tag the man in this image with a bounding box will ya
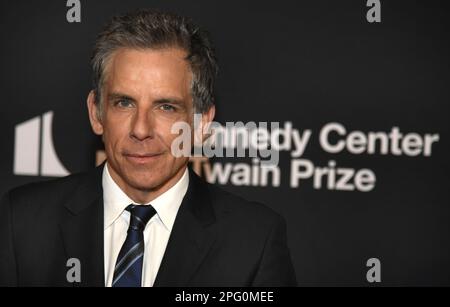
[0,9,297,287]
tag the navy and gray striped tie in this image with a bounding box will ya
[112,204,156,287]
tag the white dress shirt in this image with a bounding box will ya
[103,163,189,287]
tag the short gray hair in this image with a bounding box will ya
[91,9,218,118]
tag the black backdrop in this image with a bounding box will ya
[1,0,449,286]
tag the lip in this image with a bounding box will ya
[123,153,163,164]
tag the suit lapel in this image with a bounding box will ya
[60,164,105,287]
[154,169,217,287]
[58,164,217,287]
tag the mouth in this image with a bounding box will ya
[123,152,163,164]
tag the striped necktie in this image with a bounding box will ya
[112,204,156,287]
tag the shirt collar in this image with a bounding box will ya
[102,162,189,231]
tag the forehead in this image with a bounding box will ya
[104,47,192,98]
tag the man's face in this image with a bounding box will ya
[88,48,203,201]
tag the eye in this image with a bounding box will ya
[159,104,176,112]
[115,99,134,108]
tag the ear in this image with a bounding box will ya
[201,105,215,142]
[192,105,215,147]
[87,90,104,136]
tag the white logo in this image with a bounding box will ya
[14,111,70,177]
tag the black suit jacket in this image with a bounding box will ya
[0,164,297,287]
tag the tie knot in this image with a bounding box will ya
[126,204,156,232]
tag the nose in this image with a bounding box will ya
[130,108,155,141]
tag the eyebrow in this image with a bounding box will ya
[107,93,136,102]
[107,92,186,105]
[153,97,186,106]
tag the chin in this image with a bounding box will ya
[126,173,165,191]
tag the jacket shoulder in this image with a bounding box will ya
[4,167,100,212]
[202,177,284,226]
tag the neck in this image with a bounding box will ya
[107,163,187,204]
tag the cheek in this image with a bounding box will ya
[157,119,194,152]
[103,121,128,148]
[155,119,180,144]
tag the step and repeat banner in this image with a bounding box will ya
[0,0,449,285]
